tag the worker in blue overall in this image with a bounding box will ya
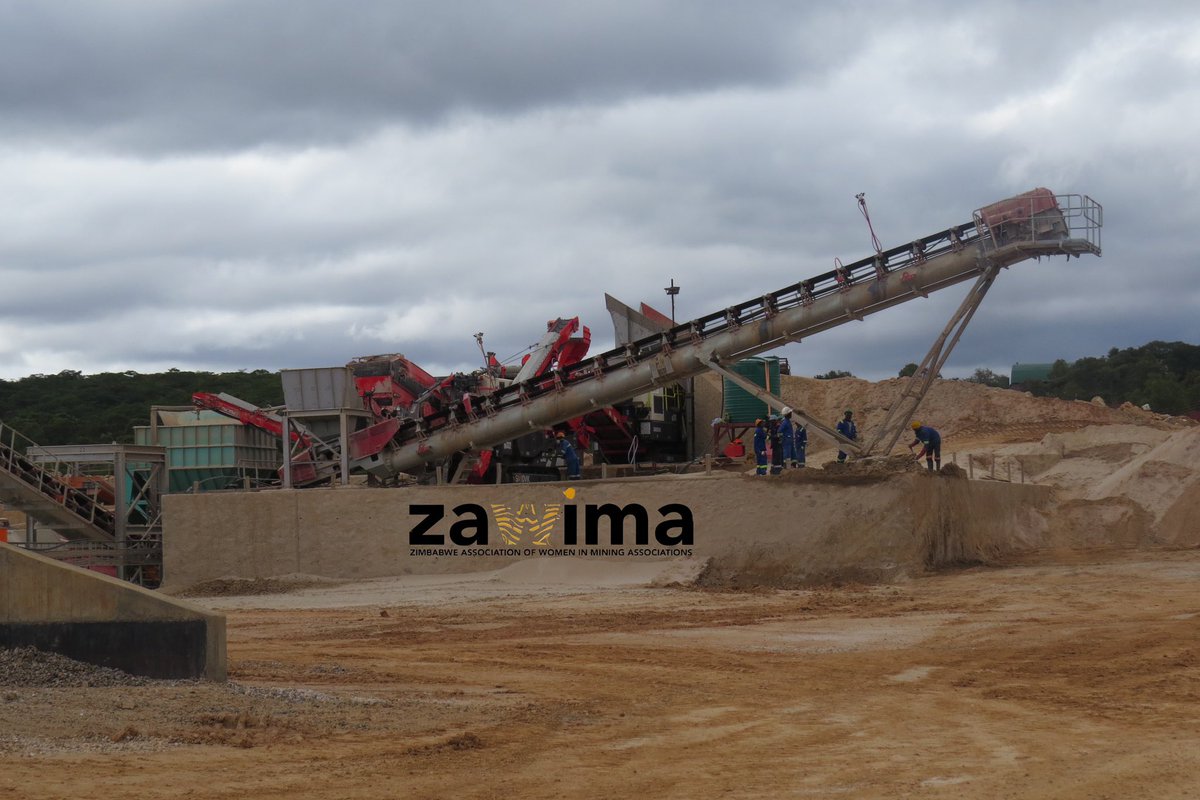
[779,408,796,468]
[769,416,784,475]
[555,431,582,479]
[836,410,857,463]
[752,418,768,476]
[908,421,942,472]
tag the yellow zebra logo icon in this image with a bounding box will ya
[490,502,562,546]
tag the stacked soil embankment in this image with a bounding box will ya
[694,372,1186,458]
[986,425,1200,548]
[695,471,1053,589]
[167,472,1055,592]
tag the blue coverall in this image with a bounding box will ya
[752,423,768,476]
[794,424,808,466]
[559,437,581,479]
[911,425,942,471]
[769,421,784,475]
[780,417,795,467]
[836,416,857,463]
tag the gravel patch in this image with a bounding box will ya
[0,647,156,688]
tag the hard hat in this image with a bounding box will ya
[755,418,764,426]
[844,409,853,416]
[911,421,922,430]
[781,406,793,416]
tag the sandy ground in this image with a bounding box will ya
[4,379,1198,797]
[5,548,1200,799]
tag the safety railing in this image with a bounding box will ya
[0,420,116,537]
[973,192,1102,257]
[386,218,990,448]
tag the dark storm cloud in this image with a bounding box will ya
[0,0,822,151]
[1,0,1198,386]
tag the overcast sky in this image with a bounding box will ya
[1,0,1197,385]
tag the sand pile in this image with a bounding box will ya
[691,370,1199,556]
[1084,427,1200,545]
[987,425,1174,496]
[695,373,1189,459]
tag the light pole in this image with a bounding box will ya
[664,278,680,323]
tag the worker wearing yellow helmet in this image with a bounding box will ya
[908,420,942,472]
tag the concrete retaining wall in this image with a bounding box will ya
[0,544,226,680]
[163,473,1055,589]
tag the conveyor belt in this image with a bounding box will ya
[352,191,1102,478]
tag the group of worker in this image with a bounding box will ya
[753,408,942,474]
[556,410,941,480]
[751,408,808,476]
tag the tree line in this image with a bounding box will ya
[1021,341,1200,415]
[829,341,1199,415]
[3,339,1196,449]
[0,369,284,447]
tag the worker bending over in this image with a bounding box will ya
[908,421,942,472]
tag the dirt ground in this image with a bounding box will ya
[4,379,1198,797]
[5,548,1200,799]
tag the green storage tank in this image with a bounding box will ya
[722,356,783,423]
[134,421,280,493]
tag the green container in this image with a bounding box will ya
[1010,362,1057,385]
[134,423,280,492]
[722,356,782,423]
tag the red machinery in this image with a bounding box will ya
[346,317,599,483]
[191,392,337,486]
[193,318,602,486]
[977,188,1068,245]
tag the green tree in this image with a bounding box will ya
[967,368,1010,389]
[898,363,919,377]
[1025,342,1200,413]
[0,368,286,446]
[814,370,855,380]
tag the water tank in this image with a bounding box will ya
[722,357,782,423]
[134,421,280,493]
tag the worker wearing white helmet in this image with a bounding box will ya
[779,407,801,469]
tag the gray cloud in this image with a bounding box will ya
[0,0,820,152]
[0,0,1198,396]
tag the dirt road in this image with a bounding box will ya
[5,550,1200,799]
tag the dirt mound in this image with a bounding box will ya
[695,373,1189,457]
[1085,427,1200,532]
[803,455,924,482]
[176,574,341,598]
[939,463,967,478]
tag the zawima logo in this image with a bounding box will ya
[409,488,693,547]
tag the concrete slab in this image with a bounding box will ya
[0,544,225,680]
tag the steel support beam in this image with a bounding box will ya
[861,260,1001,456]
[705,357,862,456]
[374,240,1023,477]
